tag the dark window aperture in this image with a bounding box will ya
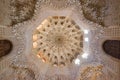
[0,40,13,58]
[103,40,120,59]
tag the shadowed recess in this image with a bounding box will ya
[0,40,13,58]
[103,40,120,59]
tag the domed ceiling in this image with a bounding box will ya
[33,16,83,66]
[0,0,120,80]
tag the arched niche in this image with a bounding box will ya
[102,40,120,59]
[0,40,13,58]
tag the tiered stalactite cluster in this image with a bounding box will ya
[33,16,83,66]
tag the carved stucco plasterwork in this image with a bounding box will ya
[10,0,104,30]
[0,0,120,80]
[0,0,86,79]
[0,26,29,80]
[35,0,104,29]
[78,63,104,80]
[10,0,37,25]
[33,16,83,66]
[1,0,119,27]
[1,1,103,80]
[89,27,120,80]
[0,66,36,80]
[79,0,107,26]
